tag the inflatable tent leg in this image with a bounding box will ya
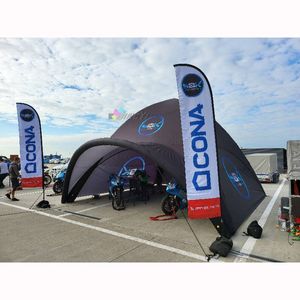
[210,217,232,238]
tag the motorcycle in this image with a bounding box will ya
[52,168,66,194]
[43,167,52,187]
[109,174,125,210]
[161,180,187,215]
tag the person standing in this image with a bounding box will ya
[0,158,9,188]
[5,157,21,201]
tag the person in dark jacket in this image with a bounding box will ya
[5,157,21,201]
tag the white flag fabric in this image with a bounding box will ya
[174,64,221,219]
[16,103,43,188]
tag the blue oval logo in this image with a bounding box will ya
[118,156,145,176]
[221,155,250,200]
[20,109,35,122]
[182,73,204,97]
[138,115,164,136]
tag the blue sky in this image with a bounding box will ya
[0,38,300,157]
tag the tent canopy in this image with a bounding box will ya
[62,99,266,237]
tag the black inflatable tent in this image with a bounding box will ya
[62,98,266,237]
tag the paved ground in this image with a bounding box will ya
[0,174,299,262]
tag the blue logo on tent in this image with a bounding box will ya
[20,109,35,122]
[118,156,146,176]
[138,115,164,136]
[221,155,250,200]
[182,73,204,97]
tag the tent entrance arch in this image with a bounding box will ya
[62,138,184,204]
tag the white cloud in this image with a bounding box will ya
[0,132,113,158]
[0,38,300,156]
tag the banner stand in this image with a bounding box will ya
[174,64,221,219]
[17,102,47,206]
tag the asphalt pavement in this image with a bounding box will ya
[0,174,298,262]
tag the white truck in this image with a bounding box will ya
[246,153,280,183]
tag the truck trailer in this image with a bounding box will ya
[246,153,280,183]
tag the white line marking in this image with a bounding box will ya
[234,178,287,262]
[0,201,219,263]
[58,202,111,217]
[0,190,42,198]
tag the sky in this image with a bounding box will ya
[0,38,300,157]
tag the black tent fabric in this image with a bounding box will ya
[62,98,266,237]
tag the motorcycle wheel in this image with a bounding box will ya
[53,181,63,194]
[44,174,52,186]
[112,188,125,210]
[161,195,179,215]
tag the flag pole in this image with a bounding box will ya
[16,102,45,201]
[38,108,45,201]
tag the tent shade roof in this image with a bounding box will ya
[62,99,266,237]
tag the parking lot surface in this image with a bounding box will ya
[0,175,299,262]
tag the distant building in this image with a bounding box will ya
[43,154,62,163]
